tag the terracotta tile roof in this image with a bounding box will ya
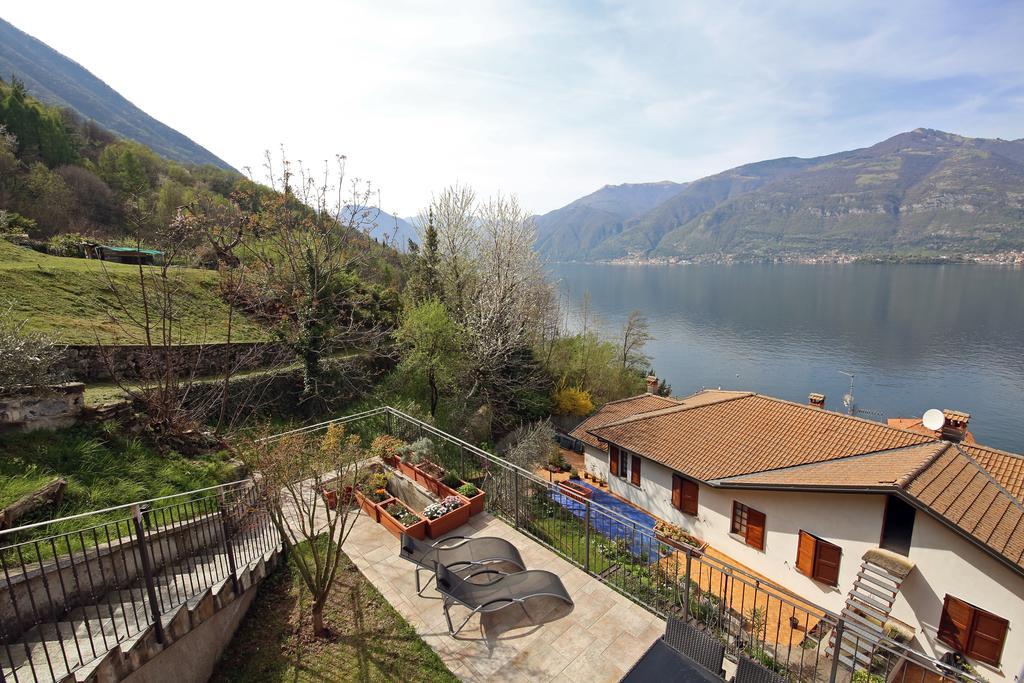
[568,393,681,449]
[960,443,1024,500]
[589,393,934,480]
[715,443,949,488]
[886,417,976,444]
[905,446,1024,571]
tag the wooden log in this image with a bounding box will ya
[0,477,67,529]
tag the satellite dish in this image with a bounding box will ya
[922,409,944,432]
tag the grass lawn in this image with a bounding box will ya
[0,423,239,559]
[214,543,457,683]
[0,240,269,343]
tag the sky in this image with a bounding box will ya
[4,1,1024,216]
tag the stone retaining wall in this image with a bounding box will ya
[61,342,290,381]
[0,383,85,431]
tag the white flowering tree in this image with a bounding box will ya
[0,302,66,394]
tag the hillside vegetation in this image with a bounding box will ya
[0,17,231,169]
[536,129,1024,260]
[0,240,268,343]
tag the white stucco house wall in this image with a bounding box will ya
[570,388,1024,682]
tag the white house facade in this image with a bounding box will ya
[571,389,1024,682]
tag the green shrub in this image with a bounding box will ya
[457,482,478,497]
[442,472,462,488]
[46,233,89,258]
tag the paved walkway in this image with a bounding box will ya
[343,511,666,682]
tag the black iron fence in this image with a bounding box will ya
[0,481,277,683]
[286,406,978,683]
[1,407,979,683]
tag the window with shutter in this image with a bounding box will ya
[671,475,682,509]
[619,450,628,478]
[732,502,766,550]
[609,446,618,477]
[630,455,641,486]
[813,540,842,586]
[745,508,766,550]
[681,479,699,516]
[796,531,816,577]
[938,595,1008,666]
[796,531,842,586]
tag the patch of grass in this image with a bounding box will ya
[0,240,269,343]
[0,422,238,560]
[214,542,457,683]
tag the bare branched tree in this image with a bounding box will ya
[242,424,362,636]
[240,151,394,406]
[620,309,653,370]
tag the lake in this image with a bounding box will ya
[549,262,1024,455]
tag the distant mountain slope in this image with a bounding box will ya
[534,181,682,259]
[370,210,417,251]
[0,17,233,170]
[536,129,1024,260]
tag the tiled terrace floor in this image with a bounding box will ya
[343,511,668,682]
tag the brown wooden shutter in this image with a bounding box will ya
[631,455,641,486]
[967,608,1008,665]
[796,531,816,577]
[671,475,683,509]
[938,595,973,652]
[681,480,699,516]
[609,446,618,477]
[745,508,766,550]
[813,539,842,587]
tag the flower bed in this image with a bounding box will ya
[423,496,470,538]
[379,500,427,540]
[654,520,708,554]
[557,480,592,503]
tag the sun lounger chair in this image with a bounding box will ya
[620,639,724,682]
[733,655,787,683]
[433,562,573,635]
[665,617,726,676]
[399,533,526,595]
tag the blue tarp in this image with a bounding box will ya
[548,481,663,563]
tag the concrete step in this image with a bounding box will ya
[847,588,893,613]
[856,569,899,592]
[862,561,905,585]
[852,577,897,601]
[845,595,890,623]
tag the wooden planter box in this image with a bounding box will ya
[378,500,427,540]
[425,501,471,539]
[557,480,592,503]
[397,460,419,481]
[414,461,447,494]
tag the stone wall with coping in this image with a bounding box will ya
[0,382,85,431]
[61,342,290,381]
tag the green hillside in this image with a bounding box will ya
[0,240,269,343]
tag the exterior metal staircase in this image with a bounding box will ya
[826,549,915,670]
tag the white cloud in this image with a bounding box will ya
[4,0,1023,214]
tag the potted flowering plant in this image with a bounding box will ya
[423,495,470,538]
[353,472,392,521]
[653,519,708,554]
[379,500,427,540]
[456,482,486,515]
[369,434,405,468]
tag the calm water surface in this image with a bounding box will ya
[549,263,1024,454]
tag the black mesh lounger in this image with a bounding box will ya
[619,639,723,682]
[665,617,726,676]
[733,655,787,683]
[399,533,526,595]
[433,562,573,635]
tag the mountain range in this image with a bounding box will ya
[0,16,232,170]
[535,129,1024,261]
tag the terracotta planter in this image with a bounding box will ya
[460,487,485,516]
[378,500,427,540]
[353,489,389,522]
[397,460,419,481]
[322,487,338,509]
[425,501,471,538]
[557,480,592,503]
[415,461,446,494]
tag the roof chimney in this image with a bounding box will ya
[808,393,826,409]
[941,410,970,443]
[646,375,659,395]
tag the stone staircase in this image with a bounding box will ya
[826,548,915,670]
[1,533,279,683]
